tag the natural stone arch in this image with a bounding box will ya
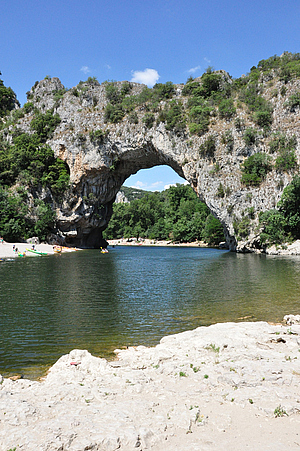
[21,76,300,251]
[54,133,238,249]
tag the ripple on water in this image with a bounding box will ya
[1,247,299,378]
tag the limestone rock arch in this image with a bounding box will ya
[19,76,300,250]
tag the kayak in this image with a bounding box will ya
[26,248,48,256]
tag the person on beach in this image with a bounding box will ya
[13,245,15,251]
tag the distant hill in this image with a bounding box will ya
[119,186,150,202]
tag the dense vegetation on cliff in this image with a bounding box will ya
[259,175,300,245]
[1,52,300,247]
[0,75,69,241]
[103,53,300,188]
[103,184,225,245]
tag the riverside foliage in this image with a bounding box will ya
[103,184,225,245]
[0,77,70,241]
[259,175,300,245]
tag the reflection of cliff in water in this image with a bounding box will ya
[111,247,300,337]
[189,252,300,324]
[1,247,300,378]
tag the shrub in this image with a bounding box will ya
[239,83,273,126]
[143,113,155,129]
[152,81,175,100]
[233,216,250,239]
[269,133,298,172]
[259,209,287,244]
[189,122,209,136]
[286,92,300,111]
[30,110,61,142]
[86,76,100,86]
[218,98,236,119]
[120,81,132,96]
[243,128,257,146]
[129,111,138,124]
[234,117,245,131]
[278,175,300,238]
[104,103,125,123]
[269,133,297,152]
[253,110,272,128]
[200,72,222,97]
[275,151,297,172]
[89,129,107,144]
[189,104,212,135]
[216,183,225,198]
[241,152,272,186]
[182,81,201,96]
[23,102,34,114]
[0,187,55,242]
[53,88,67,102]
[105,83,121,104]
[199,135,216,158]
[202,214,224,245]
[221,130,234,152]
[0,73,19,117]
[164,101,186,134]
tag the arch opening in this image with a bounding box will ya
[102,164,227,248]
[61,141,235,250]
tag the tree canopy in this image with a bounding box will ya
[103,184,225,245]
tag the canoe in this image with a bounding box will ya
[26,248,48,256]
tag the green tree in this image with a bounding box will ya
[259,210,287,244]
[202,214,224,245]
[103,184,224,245]
[0,72,19,117]
[30,110,61,142]
[278,175,300,238]
[241,152,272,186]
[218,98,236,119]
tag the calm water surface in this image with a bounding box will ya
[1,246,300,378]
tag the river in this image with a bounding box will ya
[0,246,299,378]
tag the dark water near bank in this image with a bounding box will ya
[1,246,300,378]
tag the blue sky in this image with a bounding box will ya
[1,0,300,190]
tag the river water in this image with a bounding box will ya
[1,246,299,378]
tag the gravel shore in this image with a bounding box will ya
[1,318,300,450]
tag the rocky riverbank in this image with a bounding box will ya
[1,317,300,450]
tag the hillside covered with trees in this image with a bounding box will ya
[103,184,225,245]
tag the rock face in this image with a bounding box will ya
[11,71,300,249]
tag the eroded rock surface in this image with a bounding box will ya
[1,321,300,450]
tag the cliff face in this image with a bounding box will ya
[8,67,300,250]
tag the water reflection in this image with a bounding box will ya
[0,247,300,378]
